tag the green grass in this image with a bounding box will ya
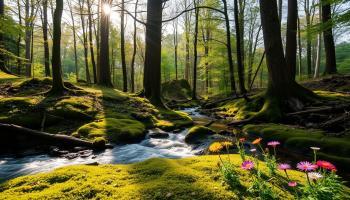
[0,155,313,200]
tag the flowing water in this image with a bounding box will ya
[0,107,207,182]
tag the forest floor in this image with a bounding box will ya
[1,72,350,199]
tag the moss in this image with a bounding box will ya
[162,79,191,101]
[158,109,193,130]
[49,96,97,120]
[93,137,107,149]
[76,118,146,144]
[0,155,320,200]
[185,126,216,144]
[315,90,350,102]
[243,124,350,168]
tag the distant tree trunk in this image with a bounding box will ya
[87,0,97,83]
[98,0,112,87]
[173,19,178,80]
[42,0,51,77]
[192,1,199,100]
[0,0,10,74]
[184,1,191,82]
[17,0,22,74]
[130,0,138,93]
[121,0,128,92]
[201,22,210,95]
[285,0,297,80]
[25,0,32,77]
[314,1,322,78]
[297,16,302,78]
[50,0,65,94]
[322,0,337,75]
[68,0,79,82]
[222,0,237,95]
[259,0,315,116]
[95,0,101,82]
[278,0,282,22]
[79,0,91,84]
[234,0,247,95]
[144,0,163,105]
[305,0,312,77]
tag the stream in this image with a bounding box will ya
[0,107,209,182]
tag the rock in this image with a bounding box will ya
[78,150,93,158]
[148,128,169,139]
[185,126,216,144]
[86,162,99,166]
[63,153,79,160]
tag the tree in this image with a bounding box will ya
[192,0,199,100]
[50,0,65,94]
[173,18,178,80]
[24,0,32,77]
[0,0,10,74]
[285,0,297,79]
[41,0,51,77]
[97,0,112,87]
[314,0,322,78]
[68,0,79,82]
[120,0,127,92]
[222,0,236,95]
[130,0,139,93]
[234,0,247,95]
[144,0,163,105]
[78,0,91,84]
[256,0,315,120]
[87,0,97,83]
[304,0,312,77]
[322,0,337,74]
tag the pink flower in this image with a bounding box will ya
[267,141,280,147]
[297,161,318,172]
[241,160,254,170]
[288,181,297,187]
[316,160,337,171]
[278,163,291,170]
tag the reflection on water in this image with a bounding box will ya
[0,108,205,182]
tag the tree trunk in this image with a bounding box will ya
[322,0,337,75]
[16,0,22,74]
[285,0,297,80]
[173,19,178,80]
[314,1,322,78]
[68,1,79,82]
[260,0,314,115]
[0,0,10,74]
[192,1,199,100]
[79,0,91,84]
[305,0,312,77]
[25,0,32,77]
[222,0,237,95]
[98,0,112,87]
[87,0,97,83]
[184,2,191,82]
[130,0,138,93]
[297,16,302,78]
[234,0,247,95]
[42,0,51,77]
[50,0,65,94]
[144,0,163,105]
[95,0,101,82]
[121,0,128,92]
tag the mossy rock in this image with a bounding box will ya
[243,123,350,169]
[76,118,146,144]
[0,155,325,199]
[0,97,40,111]
[92,137,107,149]
[185,126,216,144]
[158,110,193,130]
[49,96,97,120]
[162,79,192,101]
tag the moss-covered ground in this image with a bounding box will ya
[0,154,325,200]
[0,77,193,144]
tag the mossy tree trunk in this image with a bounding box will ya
[258,0,315,119]
[50,0,65,94]
[144,0,163,106]
[322,0,337,75]
[98,0,113,87]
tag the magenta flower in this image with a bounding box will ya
[297,161,318,172]
[288,181,298,187]
[278,163,291,170]
[267,141,280,147]
[241,160,254,170]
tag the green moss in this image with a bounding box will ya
[76,118,146,144]
[185,126,216,144]
[158,110,193,130]
[0,155,316,199]
[162,79,191,101]
[243,124,350,167]
[315,90,350,102]
[93,137,107,149]
[49,96,97,120]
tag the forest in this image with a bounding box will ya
[0,0,350,199]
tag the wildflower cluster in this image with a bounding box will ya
[210,134,346,199]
